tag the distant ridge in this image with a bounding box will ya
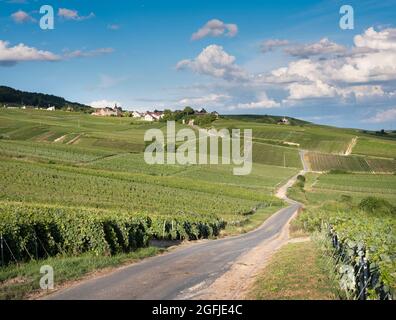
[0,86,92,112]
[223,114,310,126]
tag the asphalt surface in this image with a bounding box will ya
[45,199,301,300]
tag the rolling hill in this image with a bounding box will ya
[0,86,92,112]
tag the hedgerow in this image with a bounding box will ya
[0,203,226,265]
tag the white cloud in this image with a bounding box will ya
[231,99,280,110]
[354,27,396,51]
[285,38,346,57]
[0,40,60,66]
[229,93,280,110]
[90,100,121,109]
[64,48,114,58]
[177,94,230,107]
[176,45,248,81]
[58,8,95,21]
[263,27,396,102]
[261,39,289,53]
[366,108,396,123]
[11,10,35,23]
[340,85,385,99]
[176,27,396,109]
[287,80,338,100]
[191,19,238,40]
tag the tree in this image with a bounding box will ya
[183,106,194,115]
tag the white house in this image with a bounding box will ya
[277,117,290,125]
[143,111,164,121]
[47,106,55,111]
[132,111,143,118]
[144,113,156,121]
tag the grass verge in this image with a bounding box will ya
[247,241,338,300]
[221,205,284,237]
[0,246,162,300]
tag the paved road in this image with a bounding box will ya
[46,175,303,300]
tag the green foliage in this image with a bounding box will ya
[0,86,91,111]
[183,106,194,115]
[0,203,150,264]
[295,201,396,298]
[297,175,306,183]
[0,203,226,265]
[192,114,217,126]
[358,197,395,215]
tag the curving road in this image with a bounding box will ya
[45,172,304,300]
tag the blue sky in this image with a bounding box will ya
[1,0,396,129]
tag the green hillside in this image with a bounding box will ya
[0,86,92,111]
[0,107,395,300]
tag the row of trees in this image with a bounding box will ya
[161,107,218,126]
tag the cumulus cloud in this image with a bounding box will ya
[90,100,121,109]
[64,48,114,58]
[354,27,396,51]
[58,8,95,21]
[287,80,338,100]
[261,39,289,53]
[340,85,385,99]
[285,38,346,57]
[0,40,60,66]
[11,10,35,23]
[191,19,238,40]
[365,108,396,123]
[176,27,396,109]
[176,45,248,81]
[177,94,230,107]
[262,27,396,102]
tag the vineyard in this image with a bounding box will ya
[352,138,396,159]
[0,109,395,300]
[213,118,354,154]
[294,199,395,299]
[252,143,302,168]
[0,202,225,265]
[305,151,396,173]
[0,110,300,271]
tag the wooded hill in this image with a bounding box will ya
[0,86,92,112]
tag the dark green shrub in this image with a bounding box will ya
[358,197,395,215]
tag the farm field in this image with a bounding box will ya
[0,109,299,261]
[352,137,396,159]
[213,118,355,154]
[289,172,396,205]
[0,108,395,300]
[305,151,396,173]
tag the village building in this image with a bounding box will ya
[143,111,164,121]
[132,111,144,118]
[92,104,123,117]
[277,117,290,125]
